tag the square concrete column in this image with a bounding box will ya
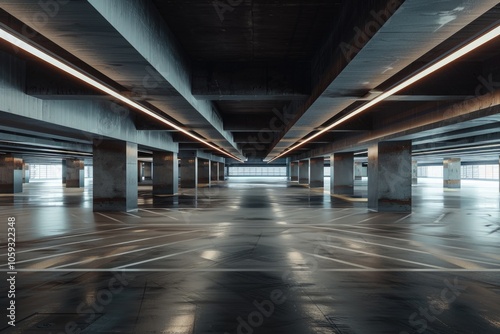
[62,159,67,184]
[331,152,354,195]
[211,161,219,181]
[443,158,461,189]
[412,160,418,185]
[66,158,84,188]
[290,161,299,181]
[309,157,324,188]
[153,151,178,195]
[180,157,197,188]
[198,158,211,186]
[0,155,23,193]
[218,162,225,181]
[354,162,363,180]
[368,141,412,212]
[22,163,30,183]
[93,140,138,212]
[298,160,309,185]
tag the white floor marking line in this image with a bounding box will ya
[356,216,380,223]
[31,226,137,242]
[4,230,202,267]
[53,235,207,269]
[116,246,207,269]
[139,209,179,220]
[321,234,429,254]
[96,212,127,224]
[350,225,457,241]
[122,212,141,218]
[0,237,105,256]
[394,213,413,223]
[320,244,444,269]
[434,213,447,223]
[302,251,372,269]
[328,212,361,223]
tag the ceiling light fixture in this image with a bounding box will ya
[0,26,244,162]
[268,24,500,162]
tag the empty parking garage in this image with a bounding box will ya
[0,1,500,333]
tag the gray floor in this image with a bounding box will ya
[0,177,500,333]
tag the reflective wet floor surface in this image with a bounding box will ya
[1,178,500,333]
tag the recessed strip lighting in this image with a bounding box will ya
[0,26,244,162]
[268,24,500,162]
[413,143,500,155]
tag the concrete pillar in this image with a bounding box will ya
[368,141,412,212]
[331,152,354,195]
[412,160,418,185]
[153,151,178,195]
[22,163,30,183]
[62,159,67,184]
[298,160,309,185]
[218,162,225,181]
[93,140,138,212]
[354,162,363,180]
[137,161,142,182]
[180,157,197,188]
[443,158,461,189]
[198,158,211,186]
[290,161,299,181]
[143,162,152,180]
[0,155,23,193]
[211,161,219,181]
[66,158,84,188]
[309,157,324,188]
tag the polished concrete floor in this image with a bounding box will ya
[0,177,500,333]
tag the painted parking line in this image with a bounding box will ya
[319,243,444,269]
[96,212,128,224]
[53,235,208,269]
[302,251,373,269]
[3,230,202,267]
[116,246,207,269]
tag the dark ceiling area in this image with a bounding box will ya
[0,0,499,164]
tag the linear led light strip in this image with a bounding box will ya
[0,26,244,162]
[413,143,500,155]
[269,24,500,162]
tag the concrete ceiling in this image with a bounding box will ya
[0,0,499,163]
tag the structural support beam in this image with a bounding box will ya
[211,161,219,181]
[309,157,324,188]
[218,162,225,181]
[354,162,363,181]
[331,153,354,195]
[62,159,67,184]
[153,151,178,195]
[368,141,412,213]
[180,157,197,189]
[443,158,461,189]
[198,158,211,186]
[66,159,84,188]
[22,163,30,183]
[290,161,298,181]
[93,140,138,212]
[0,155,23,194]
[412,160,418,185]
[298,160,309,185]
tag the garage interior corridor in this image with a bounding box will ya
[1,178,499,333]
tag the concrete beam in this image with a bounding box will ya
[192,61,310,100]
